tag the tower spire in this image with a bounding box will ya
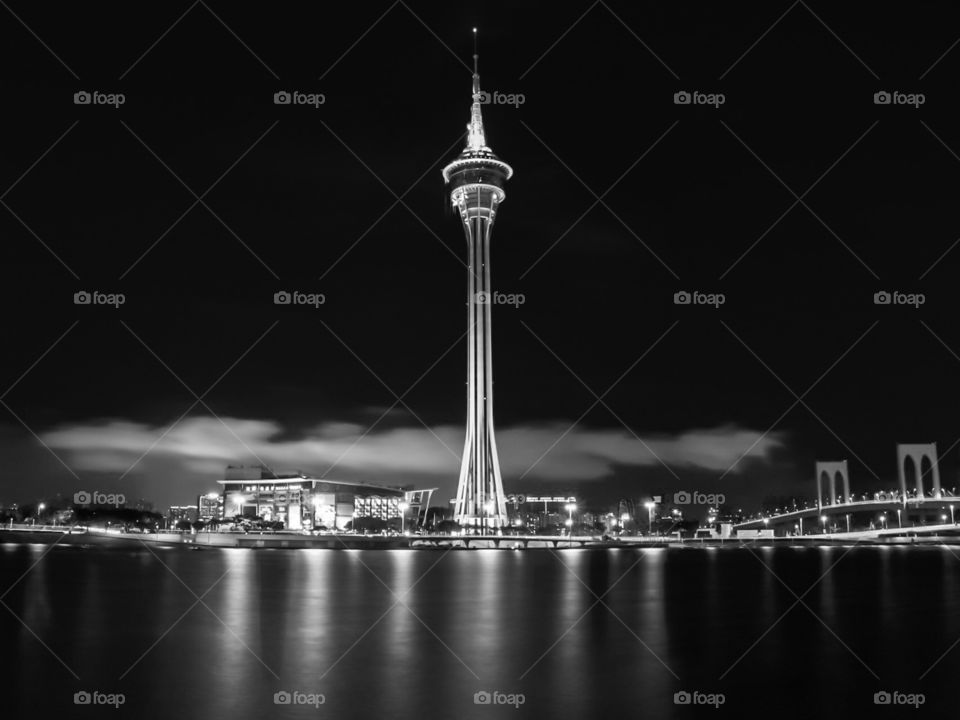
[467,28,486,150]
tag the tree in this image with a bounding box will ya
[435,519,461,534]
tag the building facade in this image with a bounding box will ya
[218,465,408,531]
[168,505,198,525]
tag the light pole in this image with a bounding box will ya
[952,505,956,524]
[564,503,576,535]
[897,509,902,528]
[399,502,409,534]
[845,514,850,533]
[484,501,494,536]
[644,501,655,536]
[820,514,827,534]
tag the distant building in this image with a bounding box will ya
[168,505,198,524]
[197,493,222,521]
[503,494,578,532]
[218,465,418,531]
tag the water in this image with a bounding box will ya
[1,544,955,718]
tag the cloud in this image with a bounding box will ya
[38,416,785,486]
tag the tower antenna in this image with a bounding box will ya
[473,27,478,75]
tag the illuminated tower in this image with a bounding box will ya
[443,31,513,531]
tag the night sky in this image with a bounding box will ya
[2,1,960,513]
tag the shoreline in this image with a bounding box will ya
[3,527,960,550]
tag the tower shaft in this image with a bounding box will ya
[453,186,507,528]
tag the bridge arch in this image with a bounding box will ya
[815,460,850,507]
[897,443,941,500]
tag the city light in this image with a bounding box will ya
[644,501,656,535]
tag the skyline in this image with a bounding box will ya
[4,3,960,513]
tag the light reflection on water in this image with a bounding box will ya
[1,545,958,719]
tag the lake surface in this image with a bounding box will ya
[1,544,955,718]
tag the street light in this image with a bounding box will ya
[564,502,576,531]
[897,509,902,528]
[820,514,827,534]
[399,502,409,534]
[484,501,494,535]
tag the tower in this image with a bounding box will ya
[443,31,513,531]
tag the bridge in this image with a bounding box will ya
[733,443,960,538]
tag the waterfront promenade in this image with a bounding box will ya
[3,523,960,549]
